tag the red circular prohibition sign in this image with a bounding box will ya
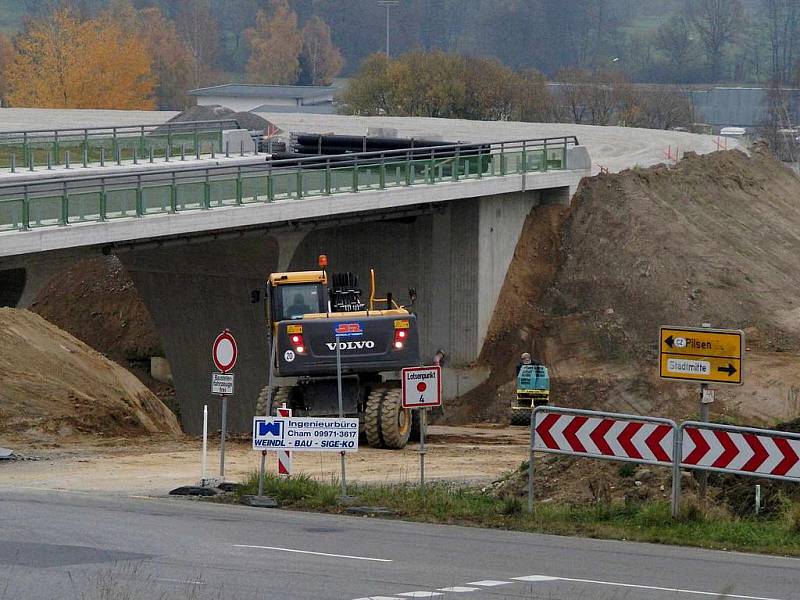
[212,329,238,373]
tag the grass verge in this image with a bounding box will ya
[236,472,800,557]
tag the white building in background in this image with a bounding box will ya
[187,84,337,114]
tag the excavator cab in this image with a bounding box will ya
[267,270,327,323]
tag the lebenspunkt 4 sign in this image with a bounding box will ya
[401,366,442,408]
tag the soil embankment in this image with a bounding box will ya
[30,256,176,411]
[0,308,180,440]
[453,146,800,425]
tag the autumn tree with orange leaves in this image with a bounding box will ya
[245,0,303,84]
[299,16,343,85]
[6,9,154,109]
[0,33,13,105]
[105,0,196,110]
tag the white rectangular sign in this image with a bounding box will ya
[212,372,234,395]
[252,416,359,452]
[402,365,442,408]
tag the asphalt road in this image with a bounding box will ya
[0,490,797,600]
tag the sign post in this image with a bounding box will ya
[201,404,208,485]
[402,366,442,490]
[212,329,238,480]
[277,404,292,475]
[257,340,277,497]
[659,324,743,501]
[335,334,347,501]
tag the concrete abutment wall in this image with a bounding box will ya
[119,189,546,434]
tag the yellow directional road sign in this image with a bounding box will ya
[659,326,744,385]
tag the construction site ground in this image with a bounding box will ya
[0,426,532,496]
[4,113,800,511]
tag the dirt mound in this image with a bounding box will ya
[162,104,281,134]
[32,256,161,363]
[29,256,178,414]
[451,146,800,425]
[552,145,800,353]
[0,308,180,438]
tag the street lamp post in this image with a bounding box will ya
[378,0,399,58]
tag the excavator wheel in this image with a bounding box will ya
[364,387,412,449]
[255,386,290,417]
[510,410,531,426]
[364,387,385,447]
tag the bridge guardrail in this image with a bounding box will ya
[0,136,580,232]
[0,119,240,172]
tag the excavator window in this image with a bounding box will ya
[274,283,324,321]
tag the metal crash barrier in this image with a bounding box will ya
[529,406,800,518]
[0,135,580,233]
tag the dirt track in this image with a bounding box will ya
[0,426,530,496]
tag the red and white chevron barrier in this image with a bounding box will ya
[277,406,292,476]
[529,407,800,517]
[682,424,800,481]
[533,412,674,466]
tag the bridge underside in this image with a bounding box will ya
[110,187,560,434]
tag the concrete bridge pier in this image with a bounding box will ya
[118,236,279,435]
[118,187,562,435]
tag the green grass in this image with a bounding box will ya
[237,472,800,557]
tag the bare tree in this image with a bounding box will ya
[764,0,800,85]
[175,0,220,88]
[554,68,592,124]
[632,87,694,130]
[657,15,698,81]
[684,0,744,82]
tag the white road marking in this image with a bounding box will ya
[465,580,510,587]
[155,578,206,585]
[397,593,442,598]
[233,544,392,562]
[352,597,402,600]
[517,574,786,600]
[436,587,479,593]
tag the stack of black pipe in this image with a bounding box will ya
[269,134,489,168]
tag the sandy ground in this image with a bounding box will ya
[0,426,530,496]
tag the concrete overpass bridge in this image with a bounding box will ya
[0,133,590,434]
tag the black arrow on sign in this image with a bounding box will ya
[664,335,674,348]
[717,363,737,376]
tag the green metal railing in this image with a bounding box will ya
[0,136,578,232]
[0,119,240,172]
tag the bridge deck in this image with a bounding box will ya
[0,136,585,257]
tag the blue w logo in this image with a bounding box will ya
[258,420,283,438]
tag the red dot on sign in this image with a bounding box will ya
[417,382,427,392]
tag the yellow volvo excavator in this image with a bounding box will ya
[255,256,420,449]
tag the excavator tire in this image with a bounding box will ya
[364,387,412,449]
[255,386,290,417]
[380,388,412,449]
[510,410,531,426]
[364,387,385,448]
